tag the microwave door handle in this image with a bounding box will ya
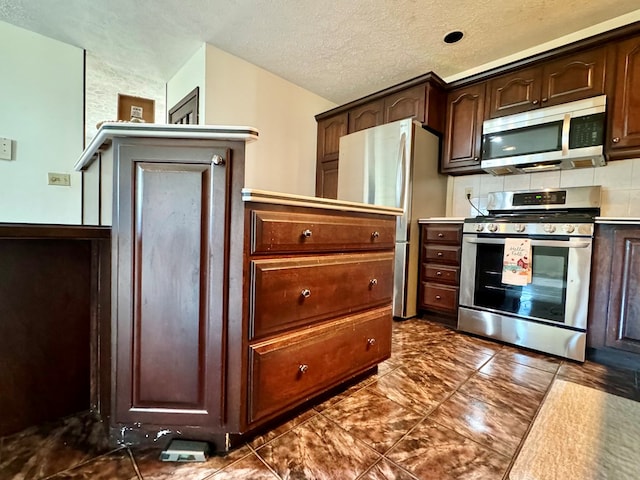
[561,113,571,156]
[464,237,591,248]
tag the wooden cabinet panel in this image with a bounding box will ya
[315,113,347,198]
[250,253,394,339]
[423,244,461,264]
[541,47,606,106]
[248,307,391,424]
[250,209,396,254]
[383,84,426,123]
[421,283,458,312]
[608,36,640,158]
[424,225,462,244]
[422,264,459,285]
[349,99,384,132]
[441,84,485,174]
[487,67,541,118]
[605,228,640,354]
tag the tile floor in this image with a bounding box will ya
[2,317,639,480]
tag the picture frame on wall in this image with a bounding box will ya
[117,94,155,123]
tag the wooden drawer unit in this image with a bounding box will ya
[250,209,395,254]
[248,307,392,424]
[419,222,463,320]
[249,252,394,339]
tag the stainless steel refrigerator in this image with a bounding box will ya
[337,118,447,319]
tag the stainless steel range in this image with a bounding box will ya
[458,185,601,361]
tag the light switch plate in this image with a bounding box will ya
[48,172,71,186]
[0,137,12,160]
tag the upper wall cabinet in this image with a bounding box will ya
[348,99,384,133]
[316,113,348,199]
[608,36,640,159]
[384,84,427,124]
[441,84,485,175]
[486,47,607,119]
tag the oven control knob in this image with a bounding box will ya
[488,223,498,233]
[543,223,557,233]
[514,223,526,233]
[563,224,576,234]
[475,223,485,232]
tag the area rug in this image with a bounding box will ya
[509,379,640,480]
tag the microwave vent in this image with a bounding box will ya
[572,159,596,169]
[490,167,514,176]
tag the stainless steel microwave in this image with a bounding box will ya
[481,95,606,175]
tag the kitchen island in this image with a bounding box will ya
[76,123,401,451]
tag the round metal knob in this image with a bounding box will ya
[301,229,312,238]
[612,137,620,143]
[541,97,548,103]
[475,223,485,232]
[437,252,443,257]
[473,157,479,161]
[211,154,225,166]
[514,223,526,233]
[543,224,557,233]
[369,278,378,287]
[532,99,539,105]
[435,295,442,300]
[301,289,311,298]
[371,231,380,239]
[299,364,308,373]
[367,338,376,346]
[437,233,444,238]
[564,224,576,234]
[436,271,442,276]
[488,223,498,233]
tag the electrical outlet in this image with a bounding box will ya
[465,187,473,198]
[0,137,12,160]
[48,173,71,186]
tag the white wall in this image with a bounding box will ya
[0,21,84,224]
[166,45,206,122]
[85,52,166,145]
[446,159,640,218]
[201,44,336,196]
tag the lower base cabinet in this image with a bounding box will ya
[588,224,640,367]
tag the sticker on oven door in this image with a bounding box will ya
[502,238,532,286]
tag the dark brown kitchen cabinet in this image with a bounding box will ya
[588,224,640,369]
[486,47,607,118]
[316,112,348,198]
[418,223,463,326]
[607,36,640,160]
[441,84,485,175]
[349,99,384,132]
[383,84,427,124]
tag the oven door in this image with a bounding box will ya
[459,234,593,330]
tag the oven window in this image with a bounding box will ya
[474,243,568,323]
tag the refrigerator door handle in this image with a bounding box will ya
[396,132,407,210]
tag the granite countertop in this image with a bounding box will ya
[418,217,466,224]
[242,189,403,216]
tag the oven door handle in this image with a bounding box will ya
[464,237,591,248]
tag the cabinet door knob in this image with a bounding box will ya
[435,295,442,300]
[301,229,312,238]
[371,231,380,239]
[436,271,442,276]
[367,338,376,346]
[532,99,539,105]
[301,289,311,298]
[211,154,225,166]
[437,252,443,257]
[612,137,620,143]
[299,364,309,373]
[369,278,378,287]
[541,97,548,103]
[473,157,479,161]
[437,233,444,238]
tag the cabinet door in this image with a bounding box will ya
[541,47,606,106]
[348,99,384,132]
[315,113,347,198]
[114,145,227,428]
[608,37,640,158]
[487,66,542,118]
[605,228,640,354]
[383,84,426,123]
[441,84,485,174]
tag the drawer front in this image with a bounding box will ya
[248,307,392,424]
[251,210,396,254]
[422,264,460,285]
[250,252,394,339]
[423,244,461,265]
[421,283,458,312]
[424,224,462,244]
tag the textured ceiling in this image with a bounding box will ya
[1,0,639,104]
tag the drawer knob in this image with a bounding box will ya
[301,289,311,298]
[301,229,313,238]
[371,231,380,239]
[367,338,376,346]
[437,252,443,257]
[612,137,620,143]
[437,233,444,238]
[211,154,225,166]
[435,295,442,300]
[436,271,442,276]
[299,364,309,373]
[369,278,378,287]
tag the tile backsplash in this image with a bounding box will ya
[446,158,640,218]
